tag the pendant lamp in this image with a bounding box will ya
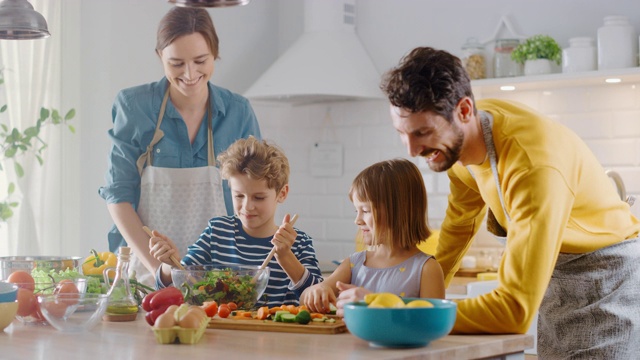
[168,0,250,7]
[0,0,49,40]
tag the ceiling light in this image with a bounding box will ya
[605,78,622,83]
[0,0,50,40]
[168,0,250,7]
[500,85,516,91]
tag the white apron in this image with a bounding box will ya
[132,88,227,287]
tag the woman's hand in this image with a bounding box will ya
[335,281,371,317]
[148,230,180,265]
[301,284,337,314]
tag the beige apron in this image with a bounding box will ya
[132,88,226,287]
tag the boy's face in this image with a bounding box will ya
[228,173,288,238]
[353,194,375,246]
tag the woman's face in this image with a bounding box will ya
[159,32,214,99]
[353,194,375,246]
[228,173,287,238]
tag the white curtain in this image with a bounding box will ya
[0,0,64,256]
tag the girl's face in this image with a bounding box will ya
[353,194,375,246]
[159,32,214,100]
[228,173,288,238]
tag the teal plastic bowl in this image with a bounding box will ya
[343,298,457,348]
[0,281,18,302]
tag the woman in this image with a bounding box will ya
[99,7,261,286]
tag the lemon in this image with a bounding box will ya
[405,299,434,308]
[366,293,405,308]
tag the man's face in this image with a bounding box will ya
[390,106,464,172]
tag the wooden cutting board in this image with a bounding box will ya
[207,317,348,334]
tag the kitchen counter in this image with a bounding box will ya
[1,317,533,360]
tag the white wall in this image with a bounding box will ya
[64,0,640,265]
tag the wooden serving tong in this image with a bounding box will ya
[142,226,186,271]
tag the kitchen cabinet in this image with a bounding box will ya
[472,66,640,95]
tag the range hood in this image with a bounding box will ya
[244,0,384,105]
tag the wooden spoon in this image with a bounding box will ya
[142,226,186,271]
[259,214,299,270]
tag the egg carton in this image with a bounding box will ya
[152,316,210,344]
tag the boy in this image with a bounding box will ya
[149,136,323,306]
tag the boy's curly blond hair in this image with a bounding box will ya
[217,136,289,191]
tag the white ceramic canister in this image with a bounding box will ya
[562,37,597,73]
[597,15,638,70]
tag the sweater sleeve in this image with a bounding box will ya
[452,166,571,334]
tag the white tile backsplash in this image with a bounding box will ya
[254,81,640,264]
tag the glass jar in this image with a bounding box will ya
[597,15,638,70]
[461,37,486,80]
[493,38,523,78]
[103,246,138,320]
[562,37,597,73]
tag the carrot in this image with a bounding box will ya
[310,313,325,319]
[256,306,269,320]
[268,307,282,315]
[285,305,298,315]
[298,305,308,313]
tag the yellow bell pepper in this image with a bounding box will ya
[82,249,117,276]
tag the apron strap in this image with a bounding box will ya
[136,88,170,175]
[136,86,216,174]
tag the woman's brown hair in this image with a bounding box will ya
[156,7,220,59]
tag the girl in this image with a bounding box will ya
[301,158,445,314]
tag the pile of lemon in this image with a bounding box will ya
[364,293,434,308]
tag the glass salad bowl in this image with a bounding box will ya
[171,265,270,310]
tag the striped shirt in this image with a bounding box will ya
[158,215,323,307]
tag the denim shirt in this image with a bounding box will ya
[99,77,261,251]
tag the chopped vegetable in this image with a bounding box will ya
[295,310,311,325]
[182,268,259,309]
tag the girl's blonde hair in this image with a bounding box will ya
[349,158,430,251]
[217,136,289,191]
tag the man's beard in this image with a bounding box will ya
[423,127,464,172]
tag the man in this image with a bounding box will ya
[378,47,640,358]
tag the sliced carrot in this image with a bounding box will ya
[231,315,254,320]
[285,305,298,315]
[310,312,325,319]
[256,306,269,320]
[269,306,284,315]
[298,305,308,313]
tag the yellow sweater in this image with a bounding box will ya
[437,99,640,334]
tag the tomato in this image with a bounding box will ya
[148,287,184,311]
[218,304,230,318]
[16,288,37,317]
[201,301,218,317]
[7,270,35,292]
[226,302,238,311]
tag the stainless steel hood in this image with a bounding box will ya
[244,0,383,106]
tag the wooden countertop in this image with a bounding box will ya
[1,316,533,359]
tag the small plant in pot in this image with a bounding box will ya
[511,34,562,75]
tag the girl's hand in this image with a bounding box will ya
[148,230,180,265]
[271,214,297,255]
[335,281,371,317]
[301,284,337,314]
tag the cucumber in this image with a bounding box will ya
[273,310,290,322]
[281,313,297,323]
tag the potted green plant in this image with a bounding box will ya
[510,34,562,75]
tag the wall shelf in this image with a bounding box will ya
[471,67,640,94]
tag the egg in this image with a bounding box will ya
[178,311,202,329]
[154,311,176,329]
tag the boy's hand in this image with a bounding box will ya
[148,230,180,265]
[301,284,336,314]
[271,214,297,255]
[335,281,371,317]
